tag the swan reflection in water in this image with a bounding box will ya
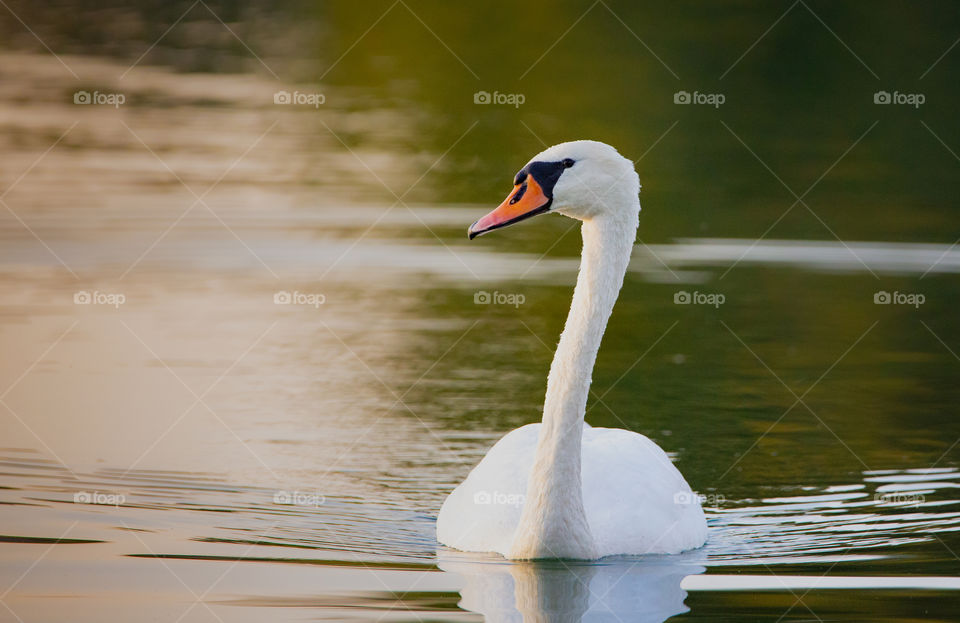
[438,551,705,622]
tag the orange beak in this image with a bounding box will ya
[468,175,552,239]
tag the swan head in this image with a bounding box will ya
[468,140,640,239]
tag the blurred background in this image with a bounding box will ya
[1,1,959,621]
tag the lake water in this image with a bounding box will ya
[1,2,959,621]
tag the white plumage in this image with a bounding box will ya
[439,140,708,559]
[437,423,707,557]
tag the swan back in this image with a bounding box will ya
[437,424,707,557]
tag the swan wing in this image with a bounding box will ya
[581,426,707,557]
[437,424,539,556]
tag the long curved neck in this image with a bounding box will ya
[509,210,637,559]
[541,215,635,468]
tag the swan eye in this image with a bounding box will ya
[508,182,527,205]
[562,158,575,168]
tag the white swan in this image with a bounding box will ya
[437,140,707,560]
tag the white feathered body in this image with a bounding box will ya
[437,423,707,557]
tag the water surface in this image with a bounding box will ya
[1,2,959,621]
